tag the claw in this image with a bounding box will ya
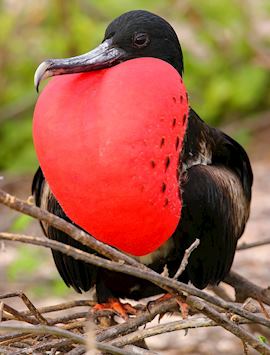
[147,293,172,312]
[147,293,189,319]
[93,298,138,320]
[175,297,189,319]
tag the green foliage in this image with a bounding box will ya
[0,0,269,173]
[31,279,71,298]
[231,129,251,148]
[0,117,38,172]
[7,244,71,297]
[7,245,42,281]
[258,335,268,344]
[10,215,32,232]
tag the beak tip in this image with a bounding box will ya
[34,61,51,92]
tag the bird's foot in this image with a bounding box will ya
[93,298,138,320]
[176,296,189,319]
[147,293,189,319]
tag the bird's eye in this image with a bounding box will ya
[133,33,150,48]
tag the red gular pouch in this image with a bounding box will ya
[33,57,189,256]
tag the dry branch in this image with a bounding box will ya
[0,324,135,355]
[1,231,270,331]
[225,271,270,306]
[237,239,270,251]
[20,299,96,316]
[0,188,270,354]
[0,291,49,325]
[18,339,74,355]
[173,238,200,279]
[96,298,179,343]
[0,189,142,268]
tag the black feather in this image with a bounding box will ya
[32,168,97,293]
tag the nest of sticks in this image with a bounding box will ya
[0,188,270,354]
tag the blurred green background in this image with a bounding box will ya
[0,0,269,174]
[0,0,270,302]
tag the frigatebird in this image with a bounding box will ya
[32,10,253,315]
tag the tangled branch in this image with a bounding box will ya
[0,188,270,354]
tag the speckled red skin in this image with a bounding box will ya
[33,58,189,256]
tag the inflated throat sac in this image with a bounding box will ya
[33,57,189,256]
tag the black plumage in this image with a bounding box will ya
[32,10,253,302]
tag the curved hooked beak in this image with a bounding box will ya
[34,38,127,92]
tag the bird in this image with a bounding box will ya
[32,10,253,316]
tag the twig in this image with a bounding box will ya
[0,302,3,322]
[108,314,258,348]
[66,347,85,355]
[96,343,148,355]
[0,332,32,345]
[1,231,270,333]
[1,189,270,353]
[258,301,270,320]
[0,291,48,325]
[48,311,87,326]
[110,302,268,347]
[2,303,37,325]
[97,298,179,342]
[11,342,30,349]
[62,320,86,330]
[0,346,18,354]
[3,325,137,355]
[173,238,200,279]
[0,189,143,268]
[186,296,270,354]
[107,300,269,354]
[15,339,73,355]
[0,324,149,355]
[21,299,96,316]
[67,343,152,355]
[123,345,158,355]
[110,316,215,346]
[237,239,270,251]
[0,324,85,344]
[225,271,270,306]
[208,285,233,302]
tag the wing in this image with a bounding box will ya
[32,168,97,293]
[173,108,253,289]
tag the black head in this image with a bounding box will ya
[104,10,183,74]
[35,10,184,91]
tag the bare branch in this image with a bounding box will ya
[0,332,32,345]
[110,316,215,346]
[123,345,158,355]
[2,303,37,325]
[15,339,73,355]
[225,271,270,306]
[187,296,270,354]
[1,231,270,332]
[0,324,140,355]
[0,189,143,268]
[96,298,179,342]
[173,238,200,279]
[237,239,270,251]
[0,324,85,344]
[208,285,233,302]
[1,188,270,353]
[20,299,96,316]
[0,302,3,322]
[0,291,48,325]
